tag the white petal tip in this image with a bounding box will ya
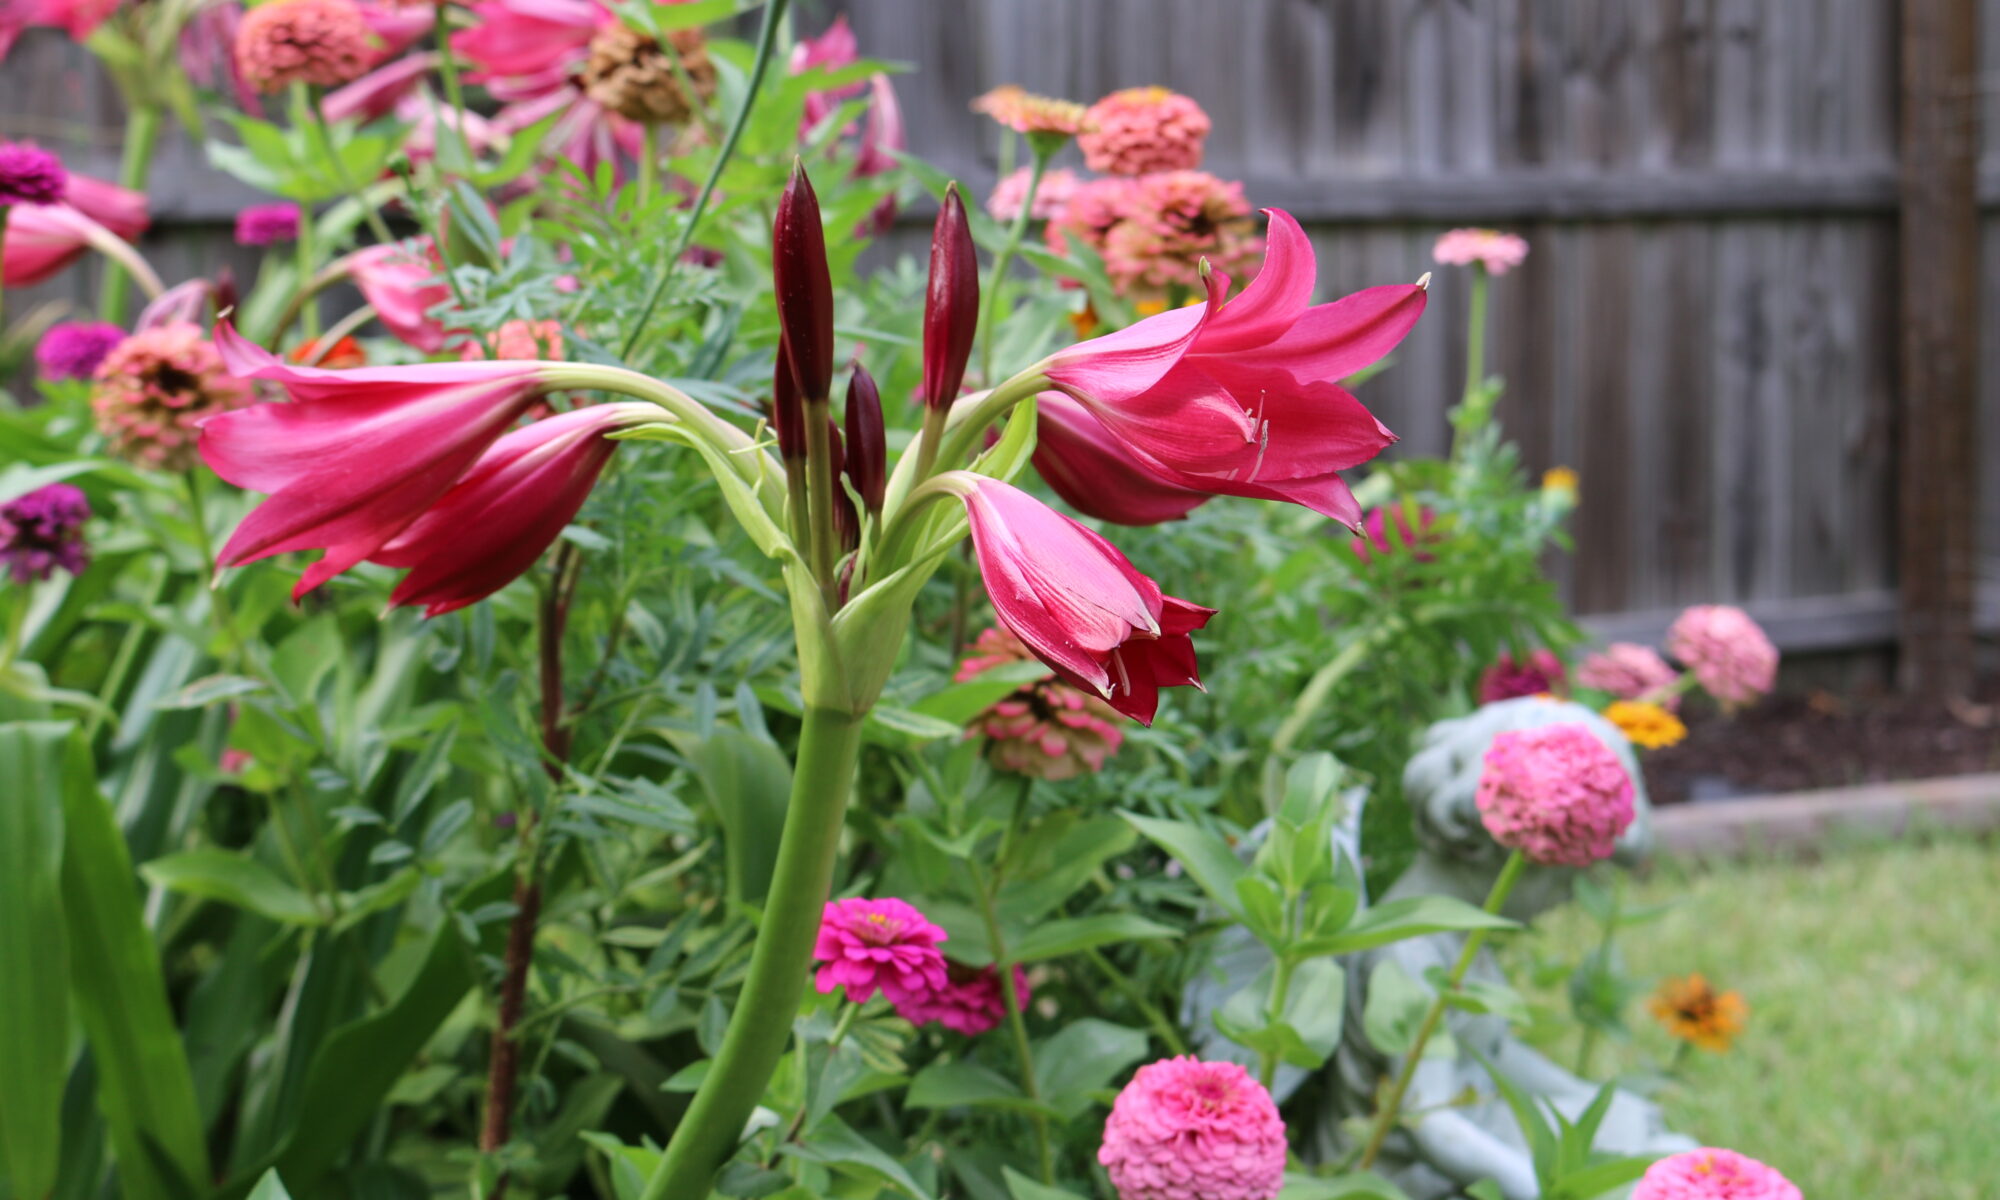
[1416,272,1433,291]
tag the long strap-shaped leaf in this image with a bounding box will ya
[0,722,73,1200]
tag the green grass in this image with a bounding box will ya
[1511,836,2000,1200]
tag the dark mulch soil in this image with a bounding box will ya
[1645,681,2000,805]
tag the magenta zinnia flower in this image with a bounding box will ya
[0,142,67,206]
[1476,723,1635,867]
[234,202,301,246]
[1040,209,1426,526]
[367,403,657,615]
[1577,642,1682,710]
[812,897,948,1006]
[1079,87,1211,176]
[893,960,1030,1036]
[35,321,126,381]
[0,483,91,583]
[953,475,1213,726]
[92,324,253,471]
[201,324,571,599]
[1031,393,1210,526]
[1351,502,1439,564]
[1633,1148,1801,1200]
[1478,648,1566,703]
[1098,1057,1286,1200]
[1666,605,1778,709]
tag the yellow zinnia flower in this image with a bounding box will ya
[1603,700,1687,749]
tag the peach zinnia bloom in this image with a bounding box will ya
[1650,973,1749,1053]
[970,84,1087,137]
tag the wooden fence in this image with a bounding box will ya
[4,0,1993,657]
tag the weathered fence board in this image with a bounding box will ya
[2,0,1992,651]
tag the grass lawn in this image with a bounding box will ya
[1512,834,2000,1199]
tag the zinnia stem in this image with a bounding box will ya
[638,704,865,1200]
[1450,267,1489,463]
[99,103,161,325]
[305,88,397,245]
[975,146,1050,387]
[433,0,475,167]
[1257,952,1299,1091]
[1357,848,1526,1170]
[969,857,1054,1184]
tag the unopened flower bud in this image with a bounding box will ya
[771,342,805,461]
[773,160,834,402]
[826,418,859,552]
[922,182,979,410]
[843,362,885,513]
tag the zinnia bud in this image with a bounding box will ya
[921,182,979,410]
[773,161,834,402]
[843,363,884,513]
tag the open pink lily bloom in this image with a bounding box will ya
[959,476,1213,725]
[1040,208,1427,528]
[339,239,455,352]
[1033,392,1209,526]
[3,173,150,287]
[371,403,656,615]
[201,324,564,599]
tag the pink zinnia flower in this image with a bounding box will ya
[367,402,657,615]
[35,321,125,380]
[1100,170,1262,294]
[200,324,572,599]
[234,202,301,247]
[957,627,1127,780]
[1098,1057,1286,1200]
[1432,227,1529,275]
[1478,648,1566,704]
[1633,1148,1801,1200]
[0,483,91,583]
[986,165,1079,224]
[3,172,151,289]
[1351,502,1439,564]
[1047,176,1140,259]
[893,959,1030,1036]
[91,324,253,472]
[1577,642,1682,710]
[1666,605,1778,709]
[0,142,67,206]
[1032,393,1209,526]
[951,474,1213,726]
[22,0,119,41]
[1476,723,1635,867]
[1079,87,1211,176]
[1039,208,1427,525]
[234,0,377,93]
[338,238,455,352]
[812,897,949,1006]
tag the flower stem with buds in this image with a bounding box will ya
[1358,848,1527,1170]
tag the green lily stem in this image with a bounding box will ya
[99,103,161,325]
[924,370,1050,486]
[976,147,1050,387]
[622,0,791,360]
[1573,875,1622,1077]
[970,858,1054,1184]
[1358,848,1527,1170]
[305,88,396,245]
[639,705,866,1200]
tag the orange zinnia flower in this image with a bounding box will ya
[1649,973,1748,1053]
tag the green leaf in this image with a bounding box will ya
[153,674,268,711]
[1360,960,1431,1059]
[904,1060,1044,1115]
[1547,1156,1659,1200]
[1003,1167,1090,1200]
[1465,1182,1506,1200]
[782,1115,934,1199]
[1214,960,1345,1070]
[1121,811,1249,922]
[140,849,324,925]
[908,662,1046,726]
[58,731,213,1200]
[1009,913,1179,963]
[1304,895,1516,956]
[0,722,73,1200]
[1277,1171,1412,1199]
[682,727,792,909]
[1032,1019,1147,1119]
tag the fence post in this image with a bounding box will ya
[1896,0,1981,698]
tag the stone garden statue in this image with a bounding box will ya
[1188,697,1694,1199]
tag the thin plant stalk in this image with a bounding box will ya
[637,704,867,1200]
[99,103,162,324]
[970,859,1054,1183]
[1358,849,1527,1169]
[975,146,1050,385]
[621,0,792,360]
[433,0,476,167]
[305,87,396,245]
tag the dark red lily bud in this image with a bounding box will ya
[921,182,979,410]
[826,419,860,552]
[843,363,885,514]
[213,266,240,320]
[773,160,834,402]
[770,341,806,461]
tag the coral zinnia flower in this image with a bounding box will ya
[1476,723,1635,867]
[92,323,253,471]
[812,897,948,1006]
[234,0,377,92]
[1099,1057,1286,1200]
[1602,700,1687,750]
[1649,974,1748,1053]
[971,84,1088,138]
[1079,86,1210,176]
[1634,1148,1799,1200]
